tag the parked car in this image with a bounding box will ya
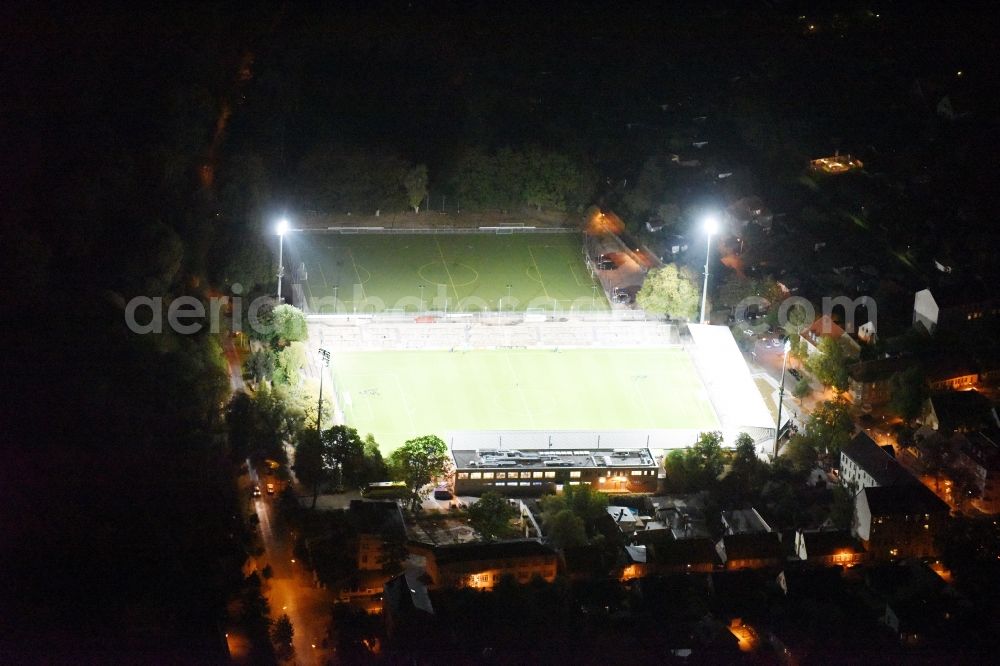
[433,488,454,501]
[252,484,262,497]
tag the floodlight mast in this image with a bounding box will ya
[699,214,719,324]
[774,339,792,459]
[276,218,289,302]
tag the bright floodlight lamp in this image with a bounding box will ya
[276,218,289,301]
[703,213,719,236]
[699,213,720,323]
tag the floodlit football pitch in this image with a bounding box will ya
[291,232,608,313]
[332,348,719,451]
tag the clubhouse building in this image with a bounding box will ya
[452,447,659,496]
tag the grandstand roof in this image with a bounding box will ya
[686,324,776,432]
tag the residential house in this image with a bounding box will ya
[865,561,967,649]
[912,282,999,335]
[617,545,649,581]
[383,568,434,644]
[720,508,772,535]
[921,390,997,433]
[715,533,784,570]
[800,315,861,360]
[407,539,558,590]
[792,529,867,567]
[840,432,917,490]
[349,500,407,571]
[727,195,773,233]
[847,356,978,406]
[846,357,911,406]
[853,484,950,560]
[924,357,979,392]
[957,430,1000,514]
[647,537,719,573]
[606,506,640,533]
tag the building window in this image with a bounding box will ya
[631,470,643,476]
[457,472,469,479]
[533,471,544,479]
[483,472,494,479]
[496,472,506,479]
[470,472,482,479]
[569,471,581,478]
[544,471,556,478]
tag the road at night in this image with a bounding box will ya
[254,485,336,665]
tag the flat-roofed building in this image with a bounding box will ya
[452,448,659,496]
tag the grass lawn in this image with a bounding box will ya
[754,376,779,423]
[332,348,718,451]
[291,232,606,313]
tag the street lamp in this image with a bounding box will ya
[276,218,289,302]
[774,339,792,459]
[699,213,719,324]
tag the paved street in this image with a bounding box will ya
[228,339,335,665]
[253,472,337,665]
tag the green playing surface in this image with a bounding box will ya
[291,232,607,313]
[332,348,718,451]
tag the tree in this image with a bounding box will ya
[360,434,389,486]
[829,482,857,529]
[269,304,308,345]
[323,425,366,488]
[293,430,328,509]
[468,491,518,541]
[245,349,275,385]
[545,509,587,550]
[783,435,819,473]
[636,264,701,319]
[403,164,428,213]
[272,341,307,386]
[540,484,609,537]
[919,432,951,492]
[388,435,451,509]
[270,614,294,661]
[948,465,980,511]
[792,377,812,398]
[799,398,854,460]
[663,431,727,492]
[729,432,765,497]
[888,366,927,423]
[805,336,849,391]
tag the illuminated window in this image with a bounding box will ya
[569,471,581,478]
[599,476,606,483]
[533,471,544,479]
[631,470,643,476]
[495,472,506,479]
[508,472,519,479]
[544,471,556,478]
[470,472,482,479]
[482,472,494,479]
[457,473,469,479]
